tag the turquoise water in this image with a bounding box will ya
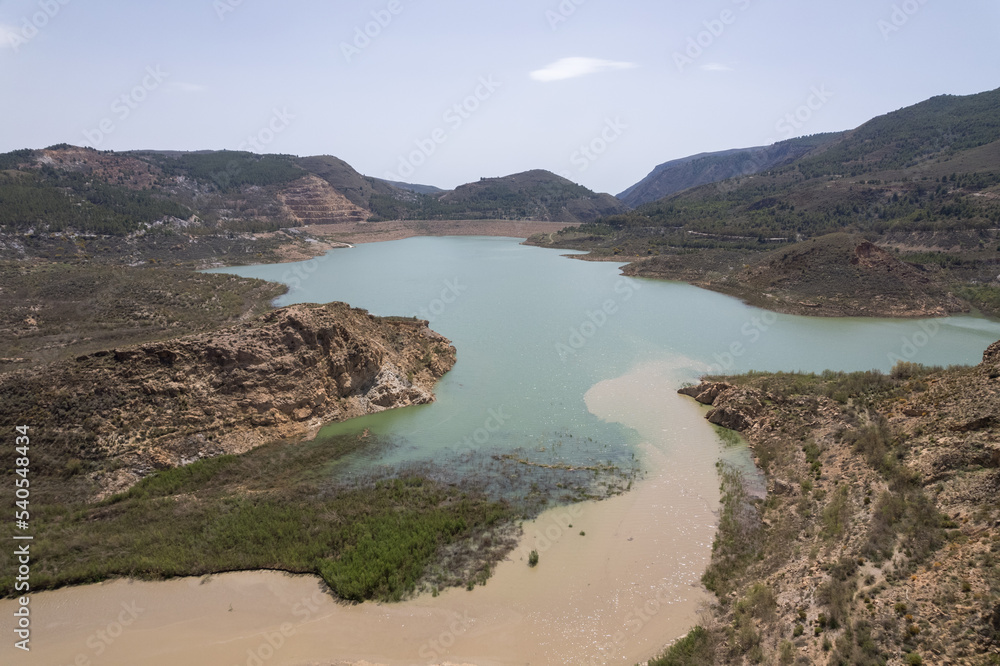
[210,236,1000,470]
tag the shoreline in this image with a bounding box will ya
[0,359,724,666]
[257,219,578,265]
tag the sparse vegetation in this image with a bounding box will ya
[648,625,714,666]
[670,349,1000,663]
[0,261,287,369]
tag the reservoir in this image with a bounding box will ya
[6,235,999,666]
[212,235,1000,473]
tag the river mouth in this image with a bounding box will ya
[3,359,722,666]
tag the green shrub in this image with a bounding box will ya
[737,584,777,622]
[648,626,714,666]
[821,485,853,539]
[779,640,795,665]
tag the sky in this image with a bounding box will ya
[1,0,998,196]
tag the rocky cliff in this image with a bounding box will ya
[673,345,1000,664]
[4,302,456,499]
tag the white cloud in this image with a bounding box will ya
[700,63,734,72]
[166,82,208,93]
[530,57,637,82]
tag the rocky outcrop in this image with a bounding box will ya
[678,381,733,405]
[3,302,455,498]
[680,381,766,432]
[982,340,1000,377]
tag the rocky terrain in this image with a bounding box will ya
[667,345,1000,665]
[624,233,969,318]
[1,302,456,500]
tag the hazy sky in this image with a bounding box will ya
[2,0,998,195]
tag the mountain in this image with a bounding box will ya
[530,86,1000,317]
[618,133,843,208]
[0,147,619,247]
[434,170,627,223]
[619,87,1000,211]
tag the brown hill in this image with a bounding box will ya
[720,233,967,317]
[0,302,455,500]
[667,344,1000,664]
[625,233,968,317]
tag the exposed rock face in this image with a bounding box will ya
[982,340,1000,376]
[680,382,766,432]
[678,381,733,405]
[5,302,455,498]
[278,174,371,224]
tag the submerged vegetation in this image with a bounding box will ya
[5,433,516,602]
[0,419,636,602]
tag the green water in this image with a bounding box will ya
[210,235,1000,471]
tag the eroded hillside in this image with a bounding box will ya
[659,346,1000,665]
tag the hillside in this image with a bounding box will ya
[624,233,969,317]
[618,133,843,208]
[530,87,1000,318]
[0,147,614,264]
[654,345,1000,665]
[434,169,627,222]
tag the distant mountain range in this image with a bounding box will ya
[563,87,1000,244]
[529,86,1000,318]
[0,147,625,241]
[2,87,998,270]
[617,133,843,208]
